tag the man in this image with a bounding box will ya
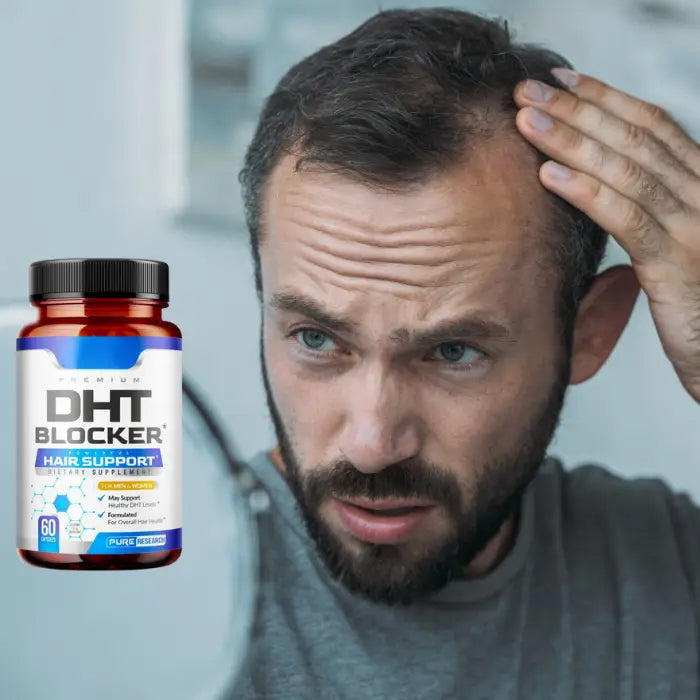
[231,8,700,699]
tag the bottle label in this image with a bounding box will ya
[17,336,182,555]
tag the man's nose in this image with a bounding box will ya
[338,371,421,474]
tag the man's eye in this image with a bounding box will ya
[432,342,484,367]
[292,328,338,353]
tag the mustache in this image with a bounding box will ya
[302,460,462,514]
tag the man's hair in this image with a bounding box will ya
[239,8,608,351]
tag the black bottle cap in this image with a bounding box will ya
[29,258,169,302]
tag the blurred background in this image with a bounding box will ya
[0,0,698,698]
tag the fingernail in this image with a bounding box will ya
[551,67,579,87]
[526,108,553,131]
[546,162,572,180]
[523,79,552,102]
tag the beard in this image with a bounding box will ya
[260,325,570,605]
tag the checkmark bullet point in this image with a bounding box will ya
[98,512,105,518]
[97,495,106,501]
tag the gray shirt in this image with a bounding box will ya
[230,450,700,699]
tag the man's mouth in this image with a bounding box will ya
[331,497,437,545]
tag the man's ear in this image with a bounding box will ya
[569,264,641,385]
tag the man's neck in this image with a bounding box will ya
[265,446,519,580]
[268,446,285,475]
[460,507,518,579]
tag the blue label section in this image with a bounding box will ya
[35,448,163,468]
[38,515,60,552]
[88,528,181,554]
[16,336,182,369]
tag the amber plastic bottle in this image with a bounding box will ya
[17,259,182,570]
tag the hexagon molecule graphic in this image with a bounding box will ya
[53,494,71,514]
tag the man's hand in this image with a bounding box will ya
[513,68,700,402]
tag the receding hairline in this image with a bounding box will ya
[257,116,550,242]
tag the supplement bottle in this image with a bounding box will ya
[17,258,182,570]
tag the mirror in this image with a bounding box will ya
[0,301,263,699]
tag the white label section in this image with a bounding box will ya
[17,348,182,554]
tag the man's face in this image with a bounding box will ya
[259,142,570,605]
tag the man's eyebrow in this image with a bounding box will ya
[268,290,514,346]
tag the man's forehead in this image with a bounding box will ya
[263,144,543,244]
[259,145,553,334]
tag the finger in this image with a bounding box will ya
[538,161,671,264]
[515,107,692,233]
[514,79,700,208]
[549,69,700,177]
